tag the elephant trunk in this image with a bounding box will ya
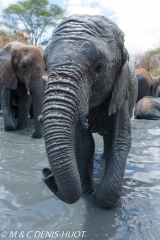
[42,75,83,204]
[31,77,43,138]
[1,86,16,131]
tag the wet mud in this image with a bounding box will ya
[0,114,160,240]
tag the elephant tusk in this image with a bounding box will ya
[27,90,30,96]
[38,115,43,124]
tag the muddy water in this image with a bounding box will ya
[0,114,160,240]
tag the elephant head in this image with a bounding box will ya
[0,41,45,138]
[42,15,137,206]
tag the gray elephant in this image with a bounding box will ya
[134,96,160,119]
[0,41,45,138]
[29,75,48,119]
[41,15,138,209]
[136,68,160,102]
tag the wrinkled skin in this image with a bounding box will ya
[135,96,160,119]
[29,75,48,119]
[136,68,160,102]
[0,42,45,138]
[42,15,138,209]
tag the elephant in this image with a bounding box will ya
[41,14,138,209]
[134,96,160,119]
[136,68,160,102]
[29,75,48,119]
[0,41,45,138]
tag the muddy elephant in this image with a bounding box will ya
[134,96,160,119]
[0,41,45,138]
[136,68,160,102]
[41,15,138,209]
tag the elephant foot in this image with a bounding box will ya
[95,184,121,209]
[42,168,58,193]
[32,131,43,139]
[3,111,16,131]
[17,122,27,130]
[4,122,16,131]
[17,126,26,130]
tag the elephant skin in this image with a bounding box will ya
[136,68,160,102]
[0,41,45,138]
[29,75,48,119]
[41,14,138,209]
[134,96,160,119]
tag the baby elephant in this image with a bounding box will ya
[134,96,160,119]
[42,14,138,209]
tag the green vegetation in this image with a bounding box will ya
[133,45,160,76]
[1,0,65,45]
[0,30,29,48]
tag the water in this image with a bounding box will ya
[0,114,160,240]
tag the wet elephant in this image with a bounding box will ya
[0,41,45,138]
[136,68,160,102]
[41,15,138,209]
[134,96,160,119]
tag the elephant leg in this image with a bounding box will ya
[12,105,18,119]
[29,102,34,119]
[96,100,131,208]
[17,93,31,129]
[1,86,16,131]
[11,96,19,119]
[75,125,95,194]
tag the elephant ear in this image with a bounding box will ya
[108,46,129,116]
[0,44,17,89]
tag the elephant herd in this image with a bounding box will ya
[0,14,160,209]
[134,68,160,119]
